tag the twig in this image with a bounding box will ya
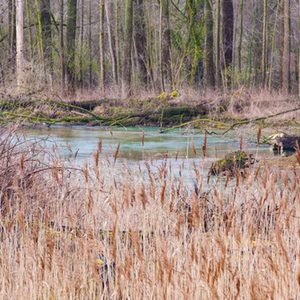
[220,106,300,135]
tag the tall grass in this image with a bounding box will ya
[0,127,299,299]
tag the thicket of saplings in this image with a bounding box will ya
[0,127,299,299]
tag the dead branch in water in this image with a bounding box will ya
[161,106,300,134]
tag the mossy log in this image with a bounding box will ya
[0,97,210,127]
[209,151,255,176]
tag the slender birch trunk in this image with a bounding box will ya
[105,0,118,85]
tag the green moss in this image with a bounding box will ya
[210,151,253,176]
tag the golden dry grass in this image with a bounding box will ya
[0,126,299,299]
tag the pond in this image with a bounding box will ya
[22,125,272,183]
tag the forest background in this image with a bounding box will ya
[0,0,299,101]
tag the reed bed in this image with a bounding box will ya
[0,127,299,299]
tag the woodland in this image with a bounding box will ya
[0,0,299,97]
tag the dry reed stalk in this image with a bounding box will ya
[0,127,299,299]
[202,132,207,158]
[257,127,262,145]
[191,138,197,156]
[113,143,120,166]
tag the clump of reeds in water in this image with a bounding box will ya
[0,126,299,299]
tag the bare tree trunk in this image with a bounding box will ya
[145,5,154,89]
[25,0,33,61]
[8,0,13,53]
[40,0,53,81]
[282,0,290,93]
[79,0,84,90]
[122,0,133,97]
[298,0,300,96]
[186,0,204,86]
[215,0,221,88]
[99,0,105,92]
[66,0,77,94]
[261,0,268,87]
[134,0,148,86]
[237,0,244,73]
[35,0,44,71]
[114,0,121,85]
[222,0,234,88]
[16,0,24,90]
[8,0,16,59]
[88,0,92,88]
[268,0,280,91]
[105,0,118,85]
[204,0,215,88]
[60,0,65,91]
[160,0,172,91]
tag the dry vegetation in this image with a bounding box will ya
[1,88,300,130]
[0,126,300,299]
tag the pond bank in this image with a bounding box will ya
[22,125,300,175]
[1,96,300,134]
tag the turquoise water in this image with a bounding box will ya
[22,125,271,163]
[20,125,277,187]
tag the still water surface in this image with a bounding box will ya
[22,125,272,182]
